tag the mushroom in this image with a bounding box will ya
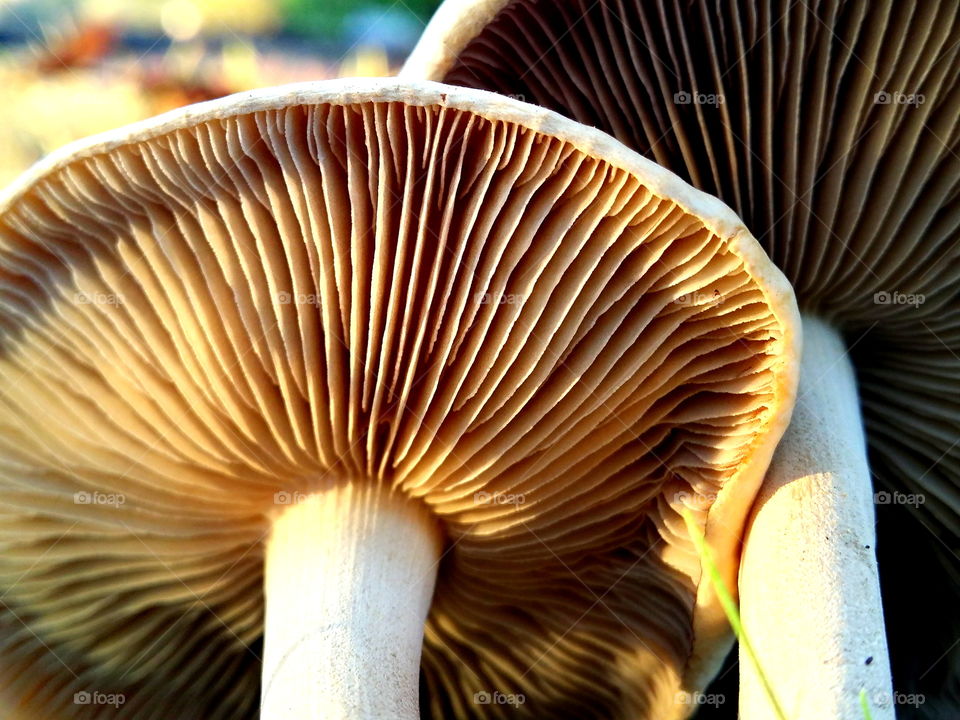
[0,78,799,719]
[404,0,960,716]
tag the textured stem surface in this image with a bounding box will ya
[739,313,893,719]
[261,484,441,720]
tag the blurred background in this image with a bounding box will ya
[0,0,441,185]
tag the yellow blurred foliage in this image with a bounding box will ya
[0,66,149,185]
[339,45,390,78]
[80,0,281,35]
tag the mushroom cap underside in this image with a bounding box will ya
[0,79,798,718]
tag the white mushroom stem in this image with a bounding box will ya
[739,313,894,720]
[261,484,441,720]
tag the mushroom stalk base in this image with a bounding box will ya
[261,484,441,720]
[739,313,893,720]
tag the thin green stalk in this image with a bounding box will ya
[681,510,788,720]
[681,510,877,720]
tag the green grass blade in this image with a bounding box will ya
[681,509,789,720]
